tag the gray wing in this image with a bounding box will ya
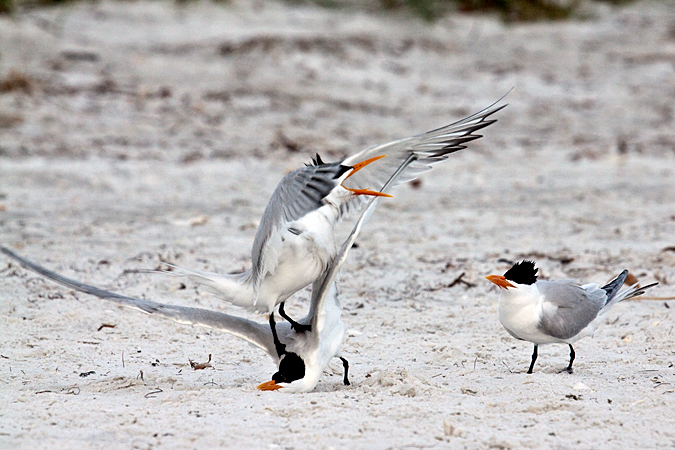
[536,280,605,340]
[1,246,277,359]
[303,98,508,323]
[250,163,344,300]
[307,150,412,330]
[339,97,507,217]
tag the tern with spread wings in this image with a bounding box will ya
[174,100,506,331]
[0,148,401,392]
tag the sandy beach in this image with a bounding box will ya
[1,1,675,448]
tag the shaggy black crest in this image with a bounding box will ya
[309,153,325,166]
[272,352,306,384]
[503,260,538,285]
[306,153,351,179]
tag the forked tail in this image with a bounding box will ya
[601,270,658,309]
[160,262,254,309]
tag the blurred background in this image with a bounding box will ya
[2,2,675,448]
[1,0,673,165]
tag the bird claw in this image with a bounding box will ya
[278,302,311,333]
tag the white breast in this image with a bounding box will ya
[498,285,561,345]
[255,205,338,312]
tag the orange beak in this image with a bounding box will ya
[257,380,283,391]
[486,275,515,290]
[345,155,387,179]
[345,187,393,197]
[342,155,393,197]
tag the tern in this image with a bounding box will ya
[174,152,390,333]
[173,100,506,331]
[486,260,658,374]
[1,244,348,392]
[0,150,401,392]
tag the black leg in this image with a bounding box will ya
[564,344,575,374]
[527,345,538,374]
[278,302,312,333]
[339,357,350,386]
[269,312,286,358]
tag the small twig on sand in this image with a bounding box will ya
[447,273,476,289]
[424,272,476,291]
[189,354,212,370]
[145,388,162,398]
[502,361,513,373]
[97,323,116,331]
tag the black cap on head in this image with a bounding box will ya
[272,352,306,384]
[503,260,538,285]
[306,153,351,180]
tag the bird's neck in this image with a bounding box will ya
[498,285,541,327]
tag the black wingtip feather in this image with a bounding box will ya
[600,269,629,303]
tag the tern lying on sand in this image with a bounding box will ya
[0,142,404,392]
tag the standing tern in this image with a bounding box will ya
[486,260,658,374]
[173,100,506,330]
[0,147,402,392]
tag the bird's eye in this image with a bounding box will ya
[272,372,287,383]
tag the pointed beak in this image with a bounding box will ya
[342,155,392,197]
[344,187,393,197]
[257,380,283,391]
[345,155,387,179]
[486,275,515,290]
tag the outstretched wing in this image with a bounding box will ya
[340,97,507,217]
[250,162,345,302]
[250,96,507,301]
[308,148,415,330]
[1,246,277,359]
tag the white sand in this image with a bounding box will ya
[1,1,675,448]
